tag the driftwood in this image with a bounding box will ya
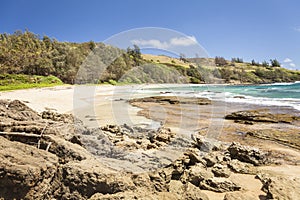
[0,131,41,138]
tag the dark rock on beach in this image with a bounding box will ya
[225,109,300,124]
[129,96,212,105]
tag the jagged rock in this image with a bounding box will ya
[0,137,58,199]
[148,171,169,192]
[0,99,40,121]
[183,148,204,165]
[227,159,256,174]
[225,109,300,124]
[101,124,122,134]
[212,164,231,178]
[169,180,209,200]
[203,153,218,167]
[61,160,136,199]
[199,178,241,193]
[187,164,214,186]
[227,142,267,166]
[259,175,300,200]
[41,110,74,123]
[150,127,176,144]
[192,134,221,152]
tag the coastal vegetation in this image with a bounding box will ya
[0,74,63,91]
[0,30,299,89]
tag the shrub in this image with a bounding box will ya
[270,59,281,67]
[215,56,227,66]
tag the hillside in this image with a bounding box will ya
[1,30,299,87]
[142,55,300,84]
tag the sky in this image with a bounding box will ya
[1,0,300,69]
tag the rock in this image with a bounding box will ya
[150,127,176,144]
[203,153,218,167]
[129,96,212,105]
[227,159,256,174]
[259,175,300,200]
[61,159,136,199]
[223,192,259,200]
[192,134,221,152]
[233,96,245,99]
[0,99,40,121]
[101,124,121,134]
[199,178,241,193]
[187,164,214,186]
[169,180,209,200]
[227,142,267,166]
[183,148,204,165]
[41,111,74,123]
[225,109,300,124]
[212,164,231,178]
[89,190,177,200]
[0,137,58,199]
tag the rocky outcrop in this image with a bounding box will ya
[225,109,300,124]
[257,174,300,200]
[0,99,286,199]
[129,96,211,105]
[199,178,241,193]
[228,142,268,166]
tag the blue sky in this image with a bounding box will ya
[1,0,300,69]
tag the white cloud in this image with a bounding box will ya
[282,58,297,68]
[170,36,198,46]
[130,39,169,49]
[131,36,198,49]
[289,63,296,68]
[283,58,292,63]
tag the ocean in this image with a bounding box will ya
[137,82,300,111]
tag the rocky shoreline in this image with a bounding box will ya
[0,97,300,199]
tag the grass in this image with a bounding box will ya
[0,74,64,91]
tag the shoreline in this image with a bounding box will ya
[1,84,300,200]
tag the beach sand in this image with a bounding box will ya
[0,85,157,128]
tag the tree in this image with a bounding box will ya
[215,56,227,66]
[179,53,188,63]
[262,60,269,67]
[270,59,281,67]
[251,59,259,66]
[231,57,243,63]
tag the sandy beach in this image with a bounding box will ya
[0,85,157,128]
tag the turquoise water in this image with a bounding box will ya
[140,82,300,111]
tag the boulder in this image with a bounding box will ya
[259,175,300,200]
[203,153,218,167]
[0,100,40,121]
[187,164,214,186]
[212,164,231,178]
[0,137,58,199]
[199,178,241,193]
[227,159,256,174]
[169,180,209,200]
[227,142,267,166]
[192,134,221,152]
